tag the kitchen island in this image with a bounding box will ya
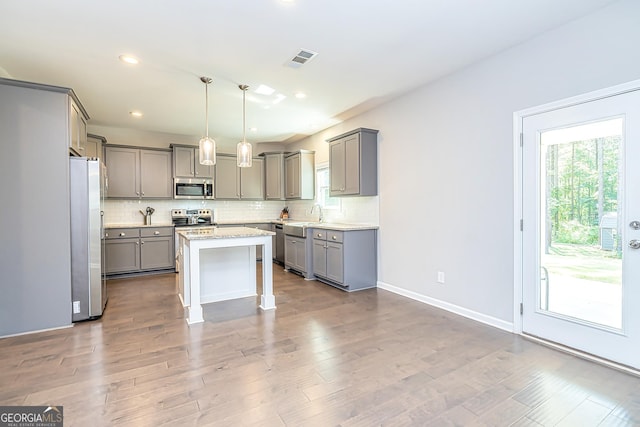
[177,226,276,325]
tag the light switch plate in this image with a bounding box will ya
[73,301,80,314]
[437,272,445,284]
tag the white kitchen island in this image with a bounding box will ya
[177,227,276,325]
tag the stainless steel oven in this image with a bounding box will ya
[174,178,213,199]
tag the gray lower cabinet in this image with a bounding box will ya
[104,228,141,274]
[105,226,174,275]
[285,235,310,277]
[311,228,376,291]
[140,228,175,270]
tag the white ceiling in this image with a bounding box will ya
[0,0,618,145]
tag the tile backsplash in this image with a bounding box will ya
[104,196,379,226]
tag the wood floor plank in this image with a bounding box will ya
[1,265,640,426]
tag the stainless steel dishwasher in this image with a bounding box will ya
[274,224,285,265]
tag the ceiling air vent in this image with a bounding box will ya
[286,49,318,69]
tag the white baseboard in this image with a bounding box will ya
[0,324,73,340]
[377,281,514,333]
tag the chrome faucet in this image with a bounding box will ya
[311,204,323,222]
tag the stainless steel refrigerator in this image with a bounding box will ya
[70,157,107,321]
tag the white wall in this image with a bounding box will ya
[290,0,640,325]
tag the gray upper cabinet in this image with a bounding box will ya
[86,134,106,160]
[172,145,213,178]
[105,146,172,199]
[214,154,264,200]
[214,155,239,199]
[240,157,264,199]
[69,98,88,156]
[285,150,315,200]
[263,152,287,200]
[327,128,378,197]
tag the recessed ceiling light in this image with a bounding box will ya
[119,55,139,65]
[273,94,286,105]
[250,127,258,132]
[295,92,306,99]
[129,111,143,118]
[255,84,275,96]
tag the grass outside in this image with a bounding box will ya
[541,243,622,285]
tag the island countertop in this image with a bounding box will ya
[177,226,274,241]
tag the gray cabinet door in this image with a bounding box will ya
[240,157,264,199]
[215,156,240,199]
[285,236,306,272]
[326,241,344,283]
[328,128,378,197]
[265,153,284,200]
[312,239,327,278]
[140,150,172,198]
[284,236,296,267]
[294,237,307,272]
[106,147,140,198]
[329,134,359,196]
[140,236,174,270]
[329,139,345,194]
[105,238,140,274]
[173,146,195,177]
[285,154,300,198]
[343,133,360,195]
[85,135,103,159]
[194,150,213,177]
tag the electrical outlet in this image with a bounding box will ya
[437,271,445,284]
[73,301,80,314]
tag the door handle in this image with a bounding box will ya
[629,239,640,249]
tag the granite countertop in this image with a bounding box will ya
[310,223,379,231]
[284,221,379,231]
[105,223,174,229]
[177,226,275,240]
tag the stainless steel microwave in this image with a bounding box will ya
[174,178,213,199]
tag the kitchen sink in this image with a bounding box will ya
[283,222,315,238]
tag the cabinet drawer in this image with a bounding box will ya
[105,228,140,239]
[326,230,343,243]
[141,227,174,237]
[312,230,327,241]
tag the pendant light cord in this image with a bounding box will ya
[242,86,246,143]
[205,82,209,138]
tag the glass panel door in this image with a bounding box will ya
[539,119,622,330]
[522,89,640,369]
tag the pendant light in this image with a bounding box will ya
[199,76,216,165]
[237,84,252,167]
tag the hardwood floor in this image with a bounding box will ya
[1,265,639,426]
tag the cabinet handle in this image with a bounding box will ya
[332,236,337,240]
[105,232,109,237]
[136,192,140,196]
[141,191,145,196]
[141,241,145,245]
[317,233,323,238]
[135,241,139,245]
[119,232,126,237]
[154,231,160,235]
